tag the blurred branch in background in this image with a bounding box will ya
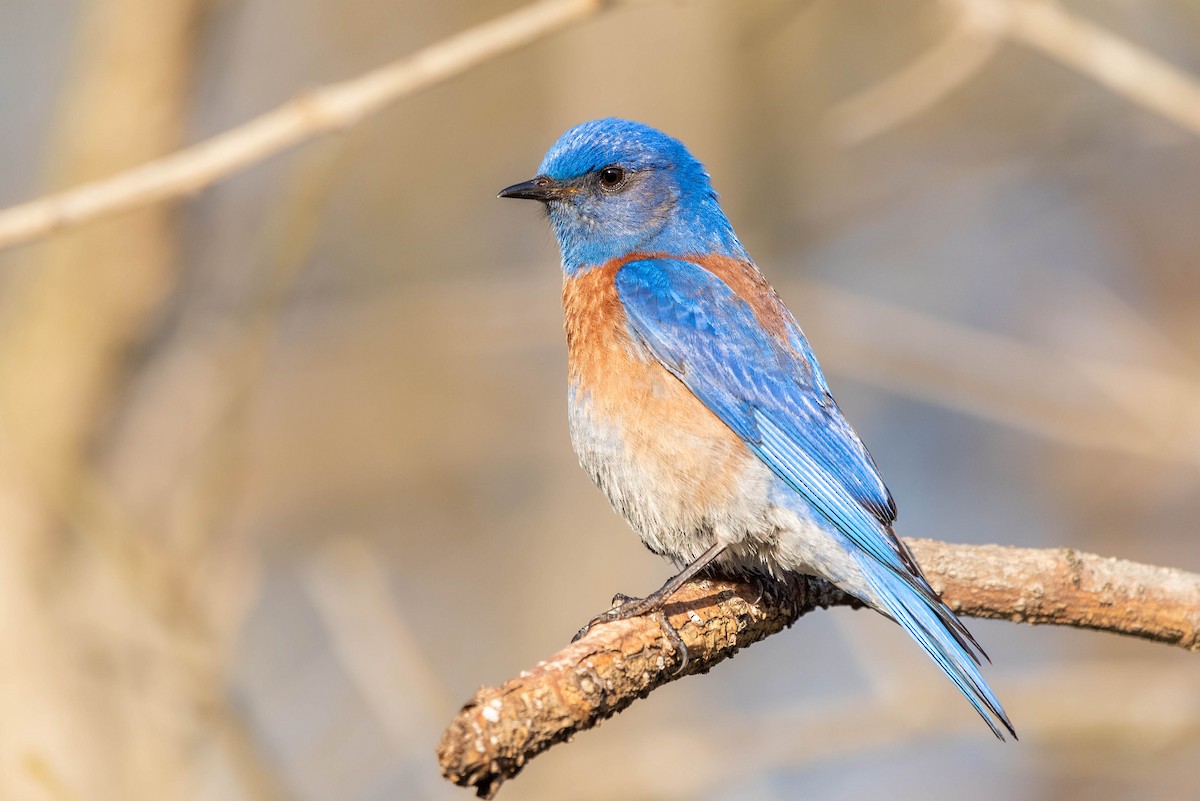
[437,539,1200,797]
[829,0,1200,144]
[0,1,213,799]
[826,0,1006,145]
[379,276,1200,469]
[0,3,360,800]
[798,279,1200,469]
[0,0,654,253]
[999,0,1200,134]
[90,134,360,801]
[4,0,1198,252]
[301,538,452,796]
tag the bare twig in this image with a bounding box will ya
[0,0,643,252]
[829,0,1200,144]
[903,540,1200,645]
[5,0,1197,251]
[827,0,1006,144]
[1000,0,1200,135]
[793,278,1200,469]
[436,539,1200,798]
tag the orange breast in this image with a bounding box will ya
[561,257,767,554]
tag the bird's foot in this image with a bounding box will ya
[571,590,690,674]
[746,572,782,607]
[570,544,728,674]
[572,588,673,641]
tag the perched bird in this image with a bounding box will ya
[499,118,1014,740]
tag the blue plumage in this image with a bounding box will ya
[500,118,1015,740]
[617,258,1012,738]
[535,118,748,272]
[616,260,895,528]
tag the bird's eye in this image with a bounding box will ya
[597,166,626,190]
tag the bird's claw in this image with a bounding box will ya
[571,595,635,642]
[571,594,691,674]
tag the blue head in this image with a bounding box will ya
[499,119,748,273]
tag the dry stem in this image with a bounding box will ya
[0,0,641,252]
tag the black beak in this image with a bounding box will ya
[498,176,560,202]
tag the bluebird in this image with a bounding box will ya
[499,118,1014,739]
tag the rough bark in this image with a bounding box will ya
[436,539,1200,798]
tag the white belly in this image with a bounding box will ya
[567,382,781,568]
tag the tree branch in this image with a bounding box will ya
[1000,0,1200,136]
[828,0,1200,145]
[0,0,646,253]
[436,539,1200,798]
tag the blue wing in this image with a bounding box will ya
[615,258,907,571]
[616,258,1014,740]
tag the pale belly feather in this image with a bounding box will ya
[562,262,870,588]
[567,353,783,569]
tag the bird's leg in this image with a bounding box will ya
[571,542,727,672]
[574,542,728,636]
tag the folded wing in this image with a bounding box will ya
[615,258,1014,739]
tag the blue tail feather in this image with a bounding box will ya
[863,565,1016,740]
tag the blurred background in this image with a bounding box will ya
[0,0,1198,799]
